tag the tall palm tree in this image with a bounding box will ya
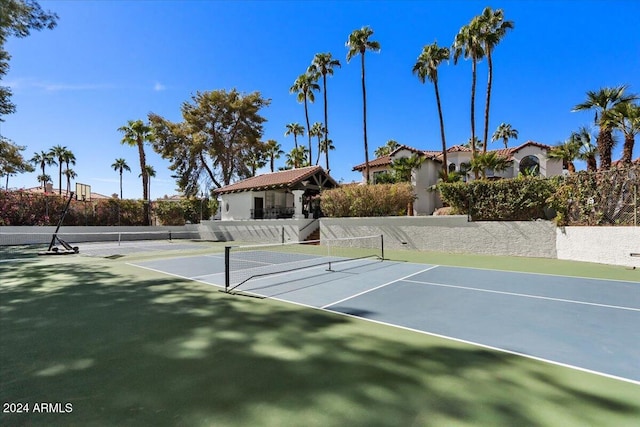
[290,73,320,165]
[111,158,131,199]
[308,52,341,169]
[30,150,56,189]
[608,101,640,164]
[118,119,154,224]
[492,123,518,148]
[453,22,485,160]
[284,123,305,150]
[264,139,284,172]
[413,41,451,173]
[475,7,514,151]
[63,168,77,194]
[319,138,335,172]
[50,145,68,195]
[572,85,637,169]
[374,140,400,157]
[346,26,380,184]
[309,122,326,165]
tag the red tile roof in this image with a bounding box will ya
[354,141,553,171]
[213,166,337,194]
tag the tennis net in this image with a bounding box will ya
[224,235,384,293]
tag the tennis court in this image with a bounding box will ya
[2,234,640,426]
[131,241,640,385]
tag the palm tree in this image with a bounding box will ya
[390,154,424,183]
[308,52,341,169]
[346,26,381,184]
[319,138,335,172]
[470,151,511,179]
[309,122,326,165]
[453,21,484,160]
[144,165,156,202]
[37,174,51,189]
[574,126,598,172]
[608,101,640,164]
[548,137,582,174]
[285,146,309,169]
[30,150,56,189]
[118,119,154,225]
[390,154,423,215]
[62,149,76,178]
[492,123,518,148]
[264,139,284,172]
[111,158,131,199]
[284,123,305,150]
[50,145,67,195]
[572,85,637,169]
[413,41,451,173]
[63,168,77,194]
[246,143,268,176]
[475,7,514,151]
[374,140,400,157]
[290,73,320,165]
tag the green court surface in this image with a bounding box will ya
[1,250,639,426]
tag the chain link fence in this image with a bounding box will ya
[558,165,639,226]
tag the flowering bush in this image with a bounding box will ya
[320,183,415,217]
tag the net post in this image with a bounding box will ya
[224,246,231,293]
[169,231,172,241]
[281,226,285,244]
[380,234,384,260]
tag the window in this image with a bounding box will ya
[519,155,540,176]
[448,163,456,173]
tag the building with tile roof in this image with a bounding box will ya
[213,165,338,220]
[353,141,563,215]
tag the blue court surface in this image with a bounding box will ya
[131,253,640,385]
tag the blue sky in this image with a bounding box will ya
[3,0,639,199]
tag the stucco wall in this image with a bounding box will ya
[556,226,640,268]
[321,216,557,258]
[0,225,201,245]
[206,219,317,243]
[220,192,254,220]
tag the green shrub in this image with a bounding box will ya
[320,183,415,217]
[438,177,558,221]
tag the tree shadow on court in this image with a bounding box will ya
[1,259,639,427]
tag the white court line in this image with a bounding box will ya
[127,263,225,289]
[125,261,640,385]
[321,265,440,309]
[403,279,640,312]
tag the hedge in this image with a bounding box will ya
[320,183,415,217]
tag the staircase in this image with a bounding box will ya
[304,227,320,244]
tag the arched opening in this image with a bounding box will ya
[519,155,540,176]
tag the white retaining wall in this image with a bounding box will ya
[556,226,640,268]
[203,219,317,243]
[321,216,558,258]
[0,225,201,245]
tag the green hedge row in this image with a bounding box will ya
[437,176,559,221]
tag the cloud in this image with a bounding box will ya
[153,82,166,91]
